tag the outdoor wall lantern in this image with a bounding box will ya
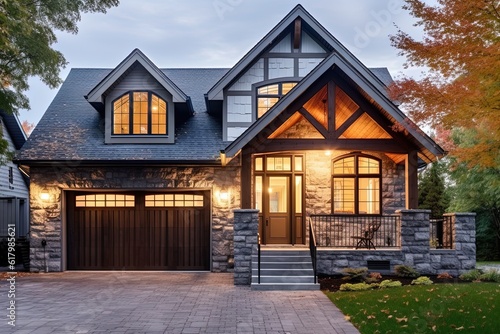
[40,187,50,201]
[219,188,229,201]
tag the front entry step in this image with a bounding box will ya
[251,249,319,291]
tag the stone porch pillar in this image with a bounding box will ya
[447,212,476,271]
[397,209,432,274]
[233,209,259,285]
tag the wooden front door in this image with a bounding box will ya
[255,154,305,245]
[264,176,291,244]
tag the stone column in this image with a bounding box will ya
[233,209,259,285]
[447,213,476,272]
[397,209,432,274]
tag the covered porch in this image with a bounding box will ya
[233,209,476,286]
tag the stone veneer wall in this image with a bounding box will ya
[317,210,476,277]
[305,151,405,215]
[29,165,240,272]
[233,209,259,285]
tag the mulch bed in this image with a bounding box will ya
[319,274,461,292]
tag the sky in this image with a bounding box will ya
[20,0,425,126]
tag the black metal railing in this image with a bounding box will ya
[430,216,453,249]
[310,214,401,248]
[257,232,261,284]
[308,219,317,284]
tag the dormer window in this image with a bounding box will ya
[113,91,167,135]
[257,82,297,118]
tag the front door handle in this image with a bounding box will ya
[265,218,269,226]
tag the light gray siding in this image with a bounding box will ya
[223,26,331,141]
[301,31,327,53]
[0,121,28,199]
[299,58,324,77]
[268,58,294,79]
[227,127,248,141]
[227,96,252,122]
[112,65,165,92]
[228,59,265,91]
[270,33,292,53]
[0,118,29,238]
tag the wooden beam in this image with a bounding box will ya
[294,18,302,49]
[241,148,252,209]
[334,74,416,150]
[335,107,364,138]
[327,81,335,138]
[260,138,410,153]
[299,107,329,138]
[405,150,418,209]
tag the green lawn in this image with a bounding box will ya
[477,261,500,266]
[326,283,500,334]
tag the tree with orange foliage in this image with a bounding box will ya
[390,0,499,168]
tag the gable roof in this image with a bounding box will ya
[16,68,230,164]
[0,110,27,150]
[207,4,391,101]
[223,52,445,163]
[86,49,190,108]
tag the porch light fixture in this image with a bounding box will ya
[40,187,50,201]
[324,150,332,156]
[219,188,229,201]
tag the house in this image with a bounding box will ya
[16,5,475,282]
[1,110,29,239]
[1,109,30,270]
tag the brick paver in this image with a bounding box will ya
[1,272,359,333]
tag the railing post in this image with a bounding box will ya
[308,218,317,284]
[257,233,261,284]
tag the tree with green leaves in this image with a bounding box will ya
[390,0,500,168]
[0,0,120,162]
[448,129,500,260]
[418,160,450,217]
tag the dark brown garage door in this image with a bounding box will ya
[66,192,210,270]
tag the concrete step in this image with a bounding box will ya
[252,268,314,276]
[251,283,320,291]
[258,250,311,256]
[252,261,313,269]
[252,255,312,263]
[251,275,316,284]
[251,248,318,290]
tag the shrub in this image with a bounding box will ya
[394,265,420,278]
[479,269,500,282]
[379,279,402,288]
[459,269,483,282]
[341,267,368,282]
[411,276,434,285]
[339,282,374,291]
[364,272,382,284]
[368,272,382,280]
[437,272,453,280]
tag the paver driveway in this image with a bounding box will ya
[1,272,359,334]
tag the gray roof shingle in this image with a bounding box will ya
[17,68,230,163]
[17,66,393,164]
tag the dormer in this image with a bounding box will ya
[86,49,192,144]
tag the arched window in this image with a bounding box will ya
[256,82,297,118]
[332,154,381,214]
[112,91,167,135]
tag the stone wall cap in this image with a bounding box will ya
[233,209,260,213]
[443,212,476,217]
[396,209,432,213]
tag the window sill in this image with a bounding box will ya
[106,135,174,144]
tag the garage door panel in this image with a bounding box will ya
[67,192,210,270]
